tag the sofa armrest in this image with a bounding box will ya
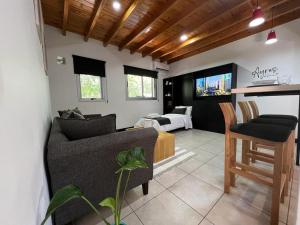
[47,127,158,192]
[48,127,158,160]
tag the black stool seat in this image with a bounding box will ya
[230,123,292,142]
[251,117,297,130]
[259,114,298,122]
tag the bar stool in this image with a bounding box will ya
[248,100,298,122]
[248,101,297,179]
[219,102,292,225]
[238,101,296,196]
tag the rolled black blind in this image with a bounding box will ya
[72,55,106,77]
[124,65,158,79]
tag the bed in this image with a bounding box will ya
[134,106,193,132]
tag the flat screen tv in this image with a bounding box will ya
[195,73,232,97]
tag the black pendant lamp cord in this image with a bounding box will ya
[272,8,274,28]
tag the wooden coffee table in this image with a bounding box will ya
[154,131,175,163]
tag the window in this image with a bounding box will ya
[127,74,157,99]
[124,65,158,100]
[77,74,103,101]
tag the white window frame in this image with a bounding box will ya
[126,74,157,100]
[76,74,106,102]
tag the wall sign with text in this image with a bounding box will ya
[251,66,279,80]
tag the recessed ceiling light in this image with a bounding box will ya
[112,1,121,11]
[145,27,151,33]
[180,34,188,42]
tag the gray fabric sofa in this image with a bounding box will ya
[46,117,158,225]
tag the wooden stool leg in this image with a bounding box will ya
[281,142,288,203]
[289,130,295,181]
[252,141,257,163]
[242,140,250,165]
[224,133,232,193]
[230,138,236,187]
[290,145,295,180]
[271,143,284,225]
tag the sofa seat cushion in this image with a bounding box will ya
[230,123,291,142]
[259,114,298,122]
[250,117,297,130]
[57,114,116,140]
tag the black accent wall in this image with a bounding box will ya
[163,63,237,134]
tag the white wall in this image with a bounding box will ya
[45,18,300,126]
[0,1,52,225]
[45,26,166,129]
[169,19,300,123]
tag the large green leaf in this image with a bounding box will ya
[41,185,83,225]
[130,147,145,161]
[99,197,116,213]
[116,147,146,168]
[122,160,148,171]
[117,150,129,167]
[116,148,148,173]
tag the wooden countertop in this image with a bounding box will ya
[232,84,300,94]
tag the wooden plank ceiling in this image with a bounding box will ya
[42,0,300,64]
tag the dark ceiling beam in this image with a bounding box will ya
[142,0,249,58]
[166,6,300,63]
[62,0,70,35]
[130,0,207,54]
[84,0,106,41]
[118,0,179,51]
[103,0,139,47]
[160,0,289,61]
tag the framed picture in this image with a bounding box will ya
[33,0,48,75]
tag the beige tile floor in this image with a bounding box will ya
[76,129,300,225]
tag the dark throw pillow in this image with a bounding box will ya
[57,114,116,140]
[58,107,85,119]
[58,109,73,119]
[171,107,186,114]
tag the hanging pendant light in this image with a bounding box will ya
[266,8,278,45]
[249,0,265,27]
[266,30,277,44]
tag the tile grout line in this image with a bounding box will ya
[132,210,145,225]
[126,186,166,212]
[167,183,223,219]
[125,198,145,225]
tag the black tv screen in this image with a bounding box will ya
[195,73,232,97]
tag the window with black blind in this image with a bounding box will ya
[72,55,106,101]
[124,65,158,100]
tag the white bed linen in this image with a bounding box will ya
[134,114,193,131]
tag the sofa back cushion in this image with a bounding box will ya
[57,114,116,140]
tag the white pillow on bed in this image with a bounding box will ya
[147,113,161,118]
[175,106,192,117]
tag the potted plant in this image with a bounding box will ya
[41,147,148,225]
